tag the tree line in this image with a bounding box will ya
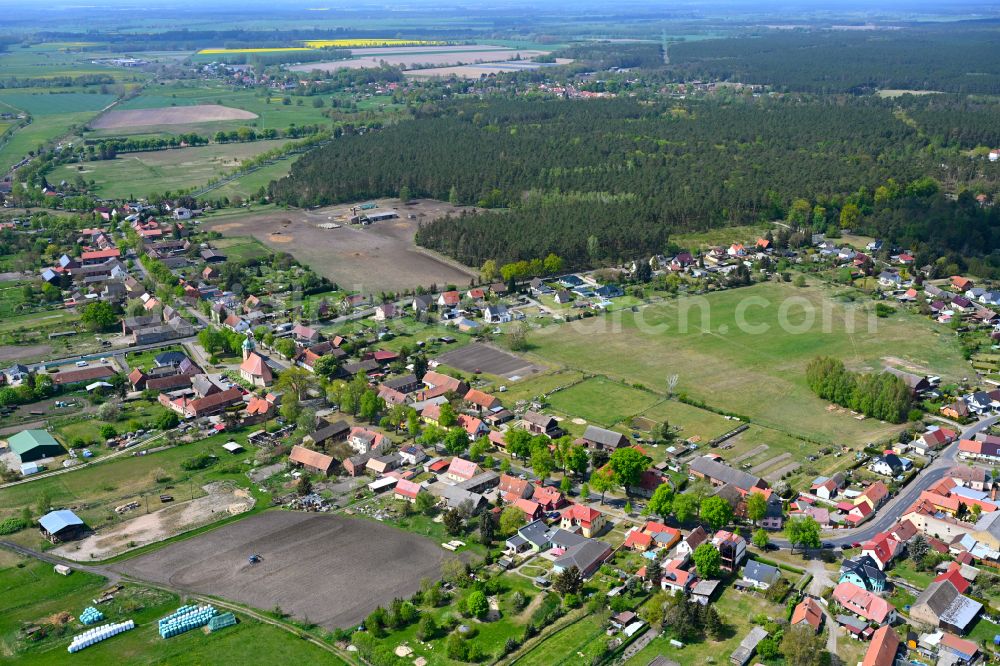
[270,95,985,268]
[805,356,912,423]
[666,28,1000,95]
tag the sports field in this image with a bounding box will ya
[49,139,287,199]
[527,280,969,446]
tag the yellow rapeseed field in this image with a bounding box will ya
[302,39,444,48]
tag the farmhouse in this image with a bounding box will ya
[579,425,628,450]
[289,445,336,476]
[552,539,612,578]
[7,429,65,463]
[688,455,768,495]
[521,410,562,438]
[49,365,116,387]
[910,580,982,634]
[302,420,350,448]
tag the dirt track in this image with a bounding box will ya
[205,199,477,293]
[115,511,452,629]
[91,105,258,129]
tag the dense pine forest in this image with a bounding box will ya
[270,95,1000,269]
[666,28,1000,94]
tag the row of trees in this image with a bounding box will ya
[805,356,912,423]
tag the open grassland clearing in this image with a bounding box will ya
[49,139,286,199]
[116,512,450,630]
[0,432,256,551]
[205,158,295,201]
[0,557,337,665]
[514,612,610,666]
[545,376,659,428]
[204,199,477,293]
[0,309,112,364]
[209,236,271,262]
[526,280,969,447]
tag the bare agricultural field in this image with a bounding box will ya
[406,58,573,79]
[347,45,514,55]
[204,199,477,293]
[289,49,550,72]
[90,104,258,129]
[435,342,546,380]
[115,511,451,629]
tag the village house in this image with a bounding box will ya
[791,597,824,633]
[862,626,901,666]
[578,425,628,451]
[832,581,897,625]
[348,427,389,455]
[910,580,982,634]
[445,457,482,483]
[289,445,336,476]
[840,555,888,593]
[740,560,781,590]
[560,504,607,538]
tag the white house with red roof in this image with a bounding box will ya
[445,457,482,483]
[861,532,902,570]
[560,504,607,538]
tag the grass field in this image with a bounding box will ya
[624,584,786,666]
[205,158,295,200]
[96,83,331,136]
[0,91,117,116]
[515,613,609,666]
[546,377,660,428]
[526,280,970,447]
[0,556,338,665]
[207,237,271,262]
[0,432,256,546]
[0,110,101,173]
[49,139,288,199]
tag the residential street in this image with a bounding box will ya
[774,413,1000,548]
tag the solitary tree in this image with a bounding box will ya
[553,565,584,596]
[786,515,822,553]
[647,483,674,522]
[590,468,616,504]
[746,492,768,525]
[692,543,721,579]
[700,496,734,531]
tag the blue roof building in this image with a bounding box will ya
[38,509,85,543]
